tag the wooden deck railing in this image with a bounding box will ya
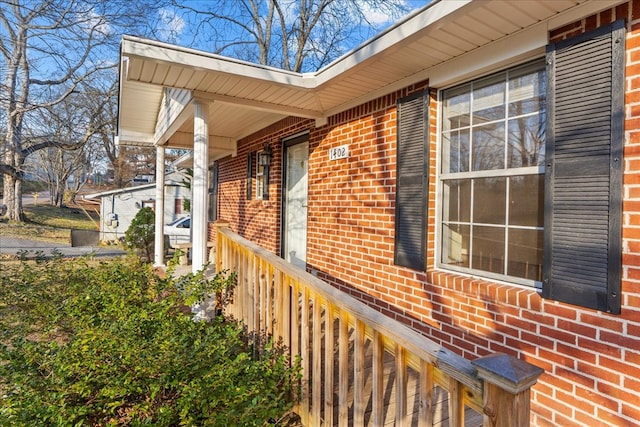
[214,223,543,427]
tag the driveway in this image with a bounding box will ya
[0,236,125,258]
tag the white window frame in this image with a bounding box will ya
[435,60,546,288]
[256,149,267,200]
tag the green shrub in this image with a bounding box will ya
[0,256,299,426]
[122,207,155,262]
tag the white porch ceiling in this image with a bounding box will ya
[118,0,620,157]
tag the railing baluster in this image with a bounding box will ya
[338,310,349,427]
[274,269,283,343]
[250,254,258,333]
[312,294,322,426]
[289,276,298,417]
[324,304,335,427]
[396,345,408,427]
[419,360,434,427]
[258,259,266,334]
[372,329,384,426]
[265,263,273,336]
[300,286,310,425]
[353,319,366,425]
[449,377,463,427]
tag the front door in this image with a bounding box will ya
[283,136,309,269]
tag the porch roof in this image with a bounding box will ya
[117,0,619,158]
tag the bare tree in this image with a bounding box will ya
[171,0,412,72]
[0,0,160,221]
[31,84,106,206]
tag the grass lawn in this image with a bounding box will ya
[0,203,100,244]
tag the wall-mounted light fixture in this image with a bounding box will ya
[258,142,273,167]
[257,142,273,200]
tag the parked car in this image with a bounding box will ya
[163,216,191,248]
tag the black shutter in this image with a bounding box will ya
[543,20,624,314]
[246,152,253,200]
[209,163,218,222]
[394,91,428,270]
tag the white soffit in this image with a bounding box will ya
[118,0,623,146]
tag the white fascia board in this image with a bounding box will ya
[193,91,325,120]
[121,36,315,89]
[169,132,237,156]
[172,151,193,167]
[315,0,472,85]
[116,130,155,146]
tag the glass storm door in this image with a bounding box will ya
[283,139,309,269]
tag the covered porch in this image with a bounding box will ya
[116,1,617,275]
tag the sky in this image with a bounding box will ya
[149,0,431,70]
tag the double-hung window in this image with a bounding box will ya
[439,60,546,286]
[397,21,623,312]
[256,149,267,200]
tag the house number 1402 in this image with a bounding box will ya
[329,144,349,161]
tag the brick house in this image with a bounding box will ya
[117,1,640,424]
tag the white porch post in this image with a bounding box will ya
[154,145,166,267]
[192,100,209,273]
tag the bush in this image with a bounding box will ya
[122,207,155,262]
[0,256,299,426]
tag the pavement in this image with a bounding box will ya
[0,235,126,259]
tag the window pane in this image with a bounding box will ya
[507,113,545,168]
[509,67,545,116]
[442,85,470,131]
[473,74,506,123]
[509,174,544,227]
[471,226,505,274]
[442,179,471,223]
[442,129,470,173]
[256,176,264,199]
[441,223,470,267]
[473,177,506,224]
[507,228,543,281]
[472,122,505,171]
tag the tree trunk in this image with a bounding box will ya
[3,175,25,221]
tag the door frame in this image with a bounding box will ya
[280,132,310,262]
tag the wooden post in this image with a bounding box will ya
[472,353,544,427]
[214,221,229,273]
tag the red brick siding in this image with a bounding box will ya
[217,117,314,254]
[215,2,640,425]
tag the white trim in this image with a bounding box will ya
[434,61,546,288]
[192,101,210,273]
[315,0,473,85]
[117,130,155,145]
[193,91,325,120]
[121,36,315,89]
[155,89,193,144]
[154,147,166,267]
[282,130,310,143]
[429,23,546,88]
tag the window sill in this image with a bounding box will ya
[427,268,543,312]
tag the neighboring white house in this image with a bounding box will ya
[83,170,190,242]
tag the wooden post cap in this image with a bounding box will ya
[471,353,544,394]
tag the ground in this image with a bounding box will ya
[0,202,100,244]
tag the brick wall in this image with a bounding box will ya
[215,2,640,424]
